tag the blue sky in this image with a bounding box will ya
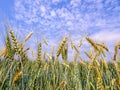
[0,0,120,60]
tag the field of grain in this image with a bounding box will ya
[0,30,120,90]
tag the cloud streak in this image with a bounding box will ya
[90,29,120,43]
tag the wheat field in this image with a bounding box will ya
[0,30,120,90]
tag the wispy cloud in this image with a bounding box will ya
[8,0,120,60]
[90,29,120,42]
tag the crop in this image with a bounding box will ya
[0,30,120,90]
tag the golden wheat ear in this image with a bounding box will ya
[84,51,92,60]
[113,41,120,61]
[0,48,7,57]
[86,37,99,52]
[78,38,82,47]
[56,80,65,90]
[73,44,79,54]
[13,71,22,84]
[24,32,33,42]
[51,45,54,56]
[69,36,74,49]
[73,52,78,63]
[97,42,109,51]
[56,37,67,57]
[41,36,48,46]
[113,44,119,61]
[30,47,35,57]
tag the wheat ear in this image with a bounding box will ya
[56,37,67,57]
[13,71,22,84]
[24,32,33,42]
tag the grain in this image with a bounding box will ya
[56,37,67,57]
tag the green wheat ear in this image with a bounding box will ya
[5,33,14,61]
[9,30,19,54]
[61,43,68,61]
[36,43,42,65]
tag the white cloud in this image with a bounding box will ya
[50,10,56,17]
[90,30,120,43]
[70,0,81,7]
[40,5,46,13]
[52,0,60,3]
